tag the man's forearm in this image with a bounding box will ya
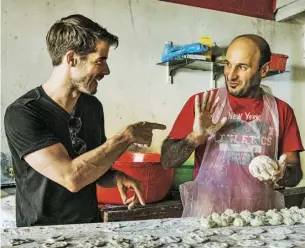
[71,131,131,191]
[277,163,303,187]
[161,133,205,168]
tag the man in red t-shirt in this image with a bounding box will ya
[161,34,304,215]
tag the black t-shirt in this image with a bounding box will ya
[4,86,107,227]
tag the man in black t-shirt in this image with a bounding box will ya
[4,14,166,227]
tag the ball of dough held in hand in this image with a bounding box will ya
[249,155,279,181]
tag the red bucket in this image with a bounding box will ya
[270,53,288,71]
[96,152,174,204]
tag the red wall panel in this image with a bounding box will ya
[160,0,276,20]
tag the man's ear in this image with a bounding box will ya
[66,51,77,67]
[260,62,270,78]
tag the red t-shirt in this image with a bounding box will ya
[168,89,304,179]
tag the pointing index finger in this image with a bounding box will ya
[145,122,167,130]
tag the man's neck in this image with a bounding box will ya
[247,87,262,98]
[42,67,80,114]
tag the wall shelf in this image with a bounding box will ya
[157,57,223,86]
[267,70,289,77]
[157,57,288,86]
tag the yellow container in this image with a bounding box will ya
[200,36,212,61]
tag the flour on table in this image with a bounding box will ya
[230,233,257,240]
[182,233,209,245]
[18,227,31,233]
[237,240,265,247]
[77,239,106,247]
[289,233,305,241]
[269,227,295,235]
[239,227,265,235]
[42,241,70,248]
[259,233,287,241]
[201,241,229,248]
[53,236,67,241]
[10,238,34,246]
[164,244,191,248]
[214,229,235,236]
[136,240,164,248]
[293,240,305,247]
[134,235,159,242]
[193,230,215,237]
[108,237,133,248]
[159,236,181,243]
[267,240,295,248]
[177,227,199,234]
[46,235,67,243]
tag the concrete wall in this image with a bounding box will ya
[1,0,305,183]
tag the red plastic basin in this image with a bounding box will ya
[96,152,174,204]
[270,53,288,71]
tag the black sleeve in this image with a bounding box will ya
[99,103,107,143]
[4,104,60,160]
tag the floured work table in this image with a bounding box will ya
[100,187,305,222]
[2,217,305,247]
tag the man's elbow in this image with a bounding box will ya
[65,181,81,193]
[64,175,82,193]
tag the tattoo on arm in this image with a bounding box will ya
[160,137,196,168]
[277,163,303,187]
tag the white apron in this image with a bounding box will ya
[180,87,285,217]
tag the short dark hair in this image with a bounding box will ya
[230,34,271,69]
[46,14,119,66]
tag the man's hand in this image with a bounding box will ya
[114,171,145,210]
[249,154,287,182]
[190,91,227,146]
[123,122,166,148]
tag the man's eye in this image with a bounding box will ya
[224,62,231,67]
[239,65,248,71]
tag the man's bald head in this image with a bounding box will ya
[230,34,271,69]
[224,34,271,98]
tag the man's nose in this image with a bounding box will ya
[227,67,238,81]
[102,63,110,75]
